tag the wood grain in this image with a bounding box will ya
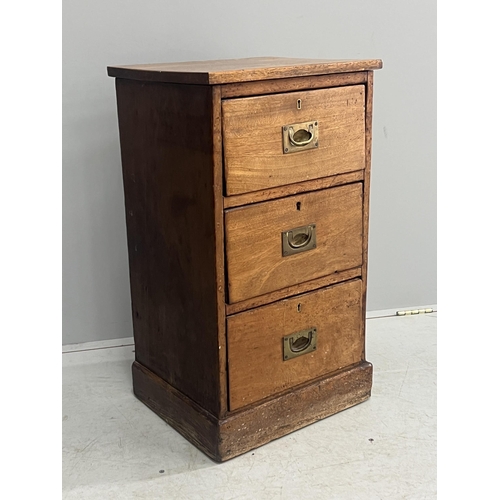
[219,361,372,460]
[223,170,364,209]
[111,59,382,461]
[227,279,363,410]
[133,358,372,462]
[361,72,374,361]
[211,85,228,415]
[226,267,362,316]
[108,57,383,85]
[225,183,363,303]
[116,80,222,416]
[132,361,220,460]
[221,72,367,98]
[223,85,366,195]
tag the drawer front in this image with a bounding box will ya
[222,85,365,196]
[225,183,363,304]
[227,279,363,410]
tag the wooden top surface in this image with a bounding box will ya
[107,57,382,85]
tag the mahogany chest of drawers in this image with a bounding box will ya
[108,57,383,461]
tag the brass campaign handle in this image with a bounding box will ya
[289,331,313,352]
[282,224,316,256]
[288,124,315,147]
[283,328,317,360]
[287,225,313,248]
[282,120,319,153]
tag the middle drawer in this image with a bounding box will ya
[225,182,363,304]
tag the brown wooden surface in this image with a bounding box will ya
[211,86,228,415]
[221,72,367,99]
[361,72,374,360]
[219,361,372,460]
[226,266,361,316]
[116,79,222,416]
[223,170,364,209]
[133,359,372,462]
[227,280,363,410]
[132,361,220,460]
[223,85,366,195]
[225,183,363,303]
[112,59,381,460]
[108,57,383,85]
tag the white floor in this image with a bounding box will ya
[62,313,437,499]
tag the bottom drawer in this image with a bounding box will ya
[227,279,363,411]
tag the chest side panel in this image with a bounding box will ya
[115,79,222,415]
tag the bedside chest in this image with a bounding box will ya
[108,57,383,461]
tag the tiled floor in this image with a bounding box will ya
[62,313,437,499]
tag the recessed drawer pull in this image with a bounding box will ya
[283,328,317,360]
[282,120,319,154]
[289,333,312,352]
[288,124,315,147]
[287,225,312,248]
[282,224,316,256]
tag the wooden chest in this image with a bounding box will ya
[108,57,382,461]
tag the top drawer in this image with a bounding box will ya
[222,85,366,196]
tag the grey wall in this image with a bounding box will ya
[63,0,436,345]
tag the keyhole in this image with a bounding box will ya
[297,303,301,312]
[297,99,302,110]
[296,202,301,211]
